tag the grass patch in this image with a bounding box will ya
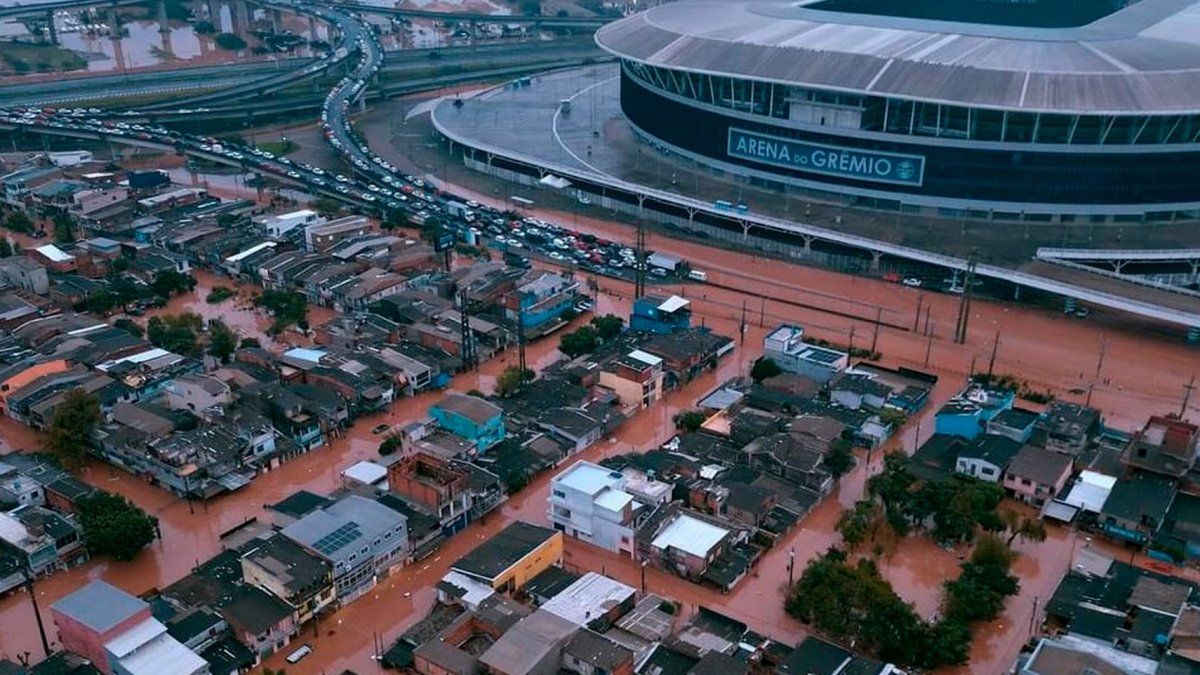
[256,138,297,156]
[0,42,87,75]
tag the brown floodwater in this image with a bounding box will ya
[0,203,1193,672]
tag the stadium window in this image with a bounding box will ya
[1004,112,1035,142]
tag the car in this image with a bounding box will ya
[371,424,390,435]
[901,277,922,288]
[548,251,566,261]
[286,171,301,179]
[286,645,313,664]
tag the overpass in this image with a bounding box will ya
[0,0,144,20]
[332,2,613,28]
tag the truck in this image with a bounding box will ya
[446,200,476,223]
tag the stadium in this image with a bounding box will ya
[594,0,1200,218]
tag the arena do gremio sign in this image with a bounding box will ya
[727,128,925,187]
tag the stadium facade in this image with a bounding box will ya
[595,0,1200,218]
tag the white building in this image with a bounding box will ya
[549,461,639,558]
[256,209,325,239]
[762,324,848,383]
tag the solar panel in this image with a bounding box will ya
[803,348,843,364]
[312,522,361,556]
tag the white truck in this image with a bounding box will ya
[446,200,476,223]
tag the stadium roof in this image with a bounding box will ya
[596,0,1200,114]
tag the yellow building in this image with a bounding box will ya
[450,522,563,593]
[598,349,664,411]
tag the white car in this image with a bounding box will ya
[901,278,922,288]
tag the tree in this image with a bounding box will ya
[239,337,261,349]
[878,407,908,429]
[207,319,238,363]
[112,318,144,338]
[151,270,195,298]
[750,357,782,382]
[496,366,533,398]
[147,313,202,356]
[311,197,345,218]
[214,32,247,50]
[823,438,854,478]
[76,491,158,562]
[255,290,308,334]
[44,389,100,469]
[673,409,706,432]
[193,19,216,34]
[5,212,33,233]
[0,238,12,258]
[52,212,75,244]
[836,499,879,549]
[206,287,235,304]
[1002,509,1048,546]
[558,325,598,358]
[591,314,624,340]
[378,436,401,456]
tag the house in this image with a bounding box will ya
[502,271,580,334]
[762,325,847,383]
[305,215,377,252]
[240,533,335,625]
[827,371,891,411]
[1099,473,1177,545]
[777,635,895,675]
[538,403,625,454]
[598,349,664,410]
[449,522,562,593]
[986,408,1041,444]
[1022,637,1142,675]
[51,580,207,675]
[630,295,691,334]
[220,585,297,658]
[540,572,637,631]
[639,329,735,389]
[549,461,640,558]
[1033,401,1103,455]
[163,373,232,413]
[562,629,635,675]
[429,392,505,454]
[386,452,474,534]
[934,382,1015,440]
[0,510,61,576]
[641,508,732,580]
[31,244,77,273]
[1003,445,1074,507]
[266,490,333,529]
[1122,416,1200,479]
[255,209,324,239]
[478,608,578,675]
[0,257,49,295]
[955,435,1022,483]
[282,494,408,604]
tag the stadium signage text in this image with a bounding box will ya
[727,128,925,186]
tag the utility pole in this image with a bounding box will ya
[987,330,1001,377]
[1095,337,1108,379]
[23,568,50,658]
[634,219,647,300]
[848,325,856,354]
[913,294,923,332]
[517,303,527,377]
[954,255,977,344]
[458,289,477,372]
[1182,375,1196,418]
[924,332,933,367]
[870,306,882,353]
[739,299,747,344]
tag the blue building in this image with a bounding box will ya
[503,272,580,333]
[630,295,691,334]
[429,392,505,454]
[934,382,1015,440]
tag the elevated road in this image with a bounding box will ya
[0,0,144,20]
[332,2,613,27]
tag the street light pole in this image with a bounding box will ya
[787,548,795,586]
[641,559,648,594]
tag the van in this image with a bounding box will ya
[286,645,313,664]
[688,270,708,282]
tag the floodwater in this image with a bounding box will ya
[1,152,1197,672]
[59,21,209,72]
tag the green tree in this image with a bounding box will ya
[378,436,400,456]
[193,19,216,34]
[312,197,346,218]
[866,454,917,536]
[943,535,1020,624]
[76,491,158,562]
[836,499,879,549]
[52,212,75,244]
[151,270,195,298]
[5,212,33,233]
[0,238,12,258]
[254,290,308,334]
[878,407,908,429]
[239,337,261,349]
[673,409,706,432]
[559,325,598,358]
[207,319,238,363]
[496,366,533,398]
[750,357,782,382]
[1001,509,1048,546]
[112,318,144,338]
[146,313,202,355]
[206,287,235,304]
[823,438,855,478]
[45,389,100,469]
[590,314,624,340]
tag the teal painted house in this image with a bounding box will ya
[429,392,505,454]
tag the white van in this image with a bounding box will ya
[687,270,708,282]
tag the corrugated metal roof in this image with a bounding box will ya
[597,0,1200,113]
